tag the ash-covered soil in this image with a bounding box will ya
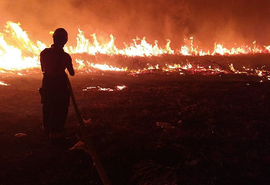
[0,72,270,184]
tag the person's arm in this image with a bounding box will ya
[40,50,45,73]
[66,54,75,76]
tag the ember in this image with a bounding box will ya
[0,81,9,86]
[82,85,126,92]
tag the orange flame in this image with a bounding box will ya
[0,21,270,80]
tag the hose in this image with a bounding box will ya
[66,76,111,185]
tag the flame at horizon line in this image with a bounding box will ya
[0,21,270,80]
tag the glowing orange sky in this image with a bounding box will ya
[0,0,270,49]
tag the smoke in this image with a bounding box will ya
[0,0,270,49]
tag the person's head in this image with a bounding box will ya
[53,28,68,47]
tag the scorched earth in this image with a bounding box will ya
[0,71,270,184]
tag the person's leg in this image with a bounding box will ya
[42,103,51,136]
[50,104,68,139]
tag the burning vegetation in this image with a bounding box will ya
[1,0,270,184]
[0,21,270,83]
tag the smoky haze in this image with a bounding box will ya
[1,0,270,49]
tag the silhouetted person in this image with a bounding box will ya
[40,28,75,141]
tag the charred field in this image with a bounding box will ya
[1,66,270,184]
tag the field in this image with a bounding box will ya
[1,69,270,184]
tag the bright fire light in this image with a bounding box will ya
[0,21,270,79]
[0,81,9,86]
[82,85,126,92]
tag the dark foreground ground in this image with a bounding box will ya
[0,72,270,185]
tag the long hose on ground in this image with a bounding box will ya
[66,76,111,185]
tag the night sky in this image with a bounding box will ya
[1,0,270,49]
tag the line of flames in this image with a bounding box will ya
[0,21,270,81]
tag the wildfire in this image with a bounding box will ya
[0,21,270,79]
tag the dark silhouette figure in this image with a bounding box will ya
[40,28,75,140]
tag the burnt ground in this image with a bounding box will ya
[0,72,270,184]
